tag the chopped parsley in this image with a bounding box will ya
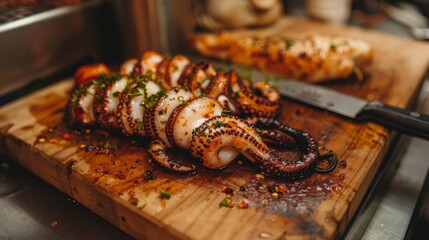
[286,40,295,49]
[221,110,232,116]
[232,91,240,98]
[140,90,166,109]
[136,120,143,130]
[197,78,210,87]
[160,190,171,199]
[213,121,227,127]
[128,90,142,97]
[177,96,188,104]
[219,197,231,208]
[192,125,209,137]
[263,75,271,84]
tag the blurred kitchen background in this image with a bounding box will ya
[0,0,428,102]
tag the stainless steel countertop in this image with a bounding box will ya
[359,79,429,240]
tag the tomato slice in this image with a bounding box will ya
[74,63,110,85]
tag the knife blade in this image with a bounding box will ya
[271,79,429,140]
[202,58,429,140]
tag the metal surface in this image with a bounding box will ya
[107,0,194,60]
[273,79,368,118]
[359,81,429,240]
[0,0,111,96]
[0,154,132,240]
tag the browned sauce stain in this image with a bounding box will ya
[34,115,346,224]
[29,92,68,125]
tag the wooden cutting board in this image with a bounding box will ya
[1,17,429,239]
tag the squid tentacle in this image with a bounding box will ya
[149,140,196,172]
[254,118,338,176]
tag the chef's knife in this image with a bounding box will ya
[272,79,429,140]
[203,59,429,140]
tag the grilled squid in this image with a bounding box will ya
[191,32,373,82]
[66,52,337,180]
[120,51,280,118]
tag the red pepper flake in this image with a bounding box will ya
[62,133,70,140]
[255,173,264,180]
[237,200,249,209]
[222,185,234,196]
[50,220,58,228]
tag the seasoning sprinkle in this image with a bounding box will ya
[213,121,227,127]
[237,200,249,209]
[221,110,232,116]
[255,173,264,180]
[160,190,171,199]
[219,197,231,208]
[139,203,147,209]
[130,197,139,205]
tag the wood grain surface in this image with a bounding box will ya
[1,17,429,239]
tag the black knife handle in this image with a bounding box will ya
[357,101,429,140]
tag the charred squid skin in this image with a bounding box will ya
[229,70,280,118]
[156,57,172,88]
[116,85,137,136]
[257,128,299,150]
[93,74,126,129]
[170,97,224,150]
[149,139,196,172]
[189,115,251,169]
[254,118,338,177]
[189,115,336,180]
[66,80,98,127]
[177,62,196,87]
[168,55,191,87]
[148,88,194,147]
[204,71,230,98]
[186,61,210,93]
[165,103,188,148]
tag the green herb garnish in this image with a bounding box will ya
[130,197,139,205]
[286,40,295,49]
[177,96,188,104]
[139,203,147,209]
[221,110,232,116]
[219,197,231,208]
[160,190,171,199]
[140,90,166,109]
[232,91,240,98]
[136,120,143,130]
[198,78,210,87]
[213,121,227,127]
